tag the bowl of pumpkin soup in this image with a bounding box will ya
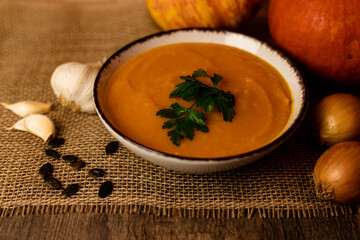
[94,29,308,173]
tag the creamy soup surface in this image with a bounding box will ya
[103,43,293,158]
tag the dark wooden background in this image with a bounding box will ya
[0,212,359,239]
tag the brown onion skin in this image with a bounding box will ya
[314,141,360,204]
[312,93,360,147]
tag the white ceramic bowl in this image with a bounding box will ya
[94,29,308,174]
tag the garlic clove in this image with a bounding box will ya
[50,62,100,114]
[7,114,55,142]
[1,101,51,117]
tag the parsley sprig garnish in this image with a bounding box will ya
[156,69,235,146]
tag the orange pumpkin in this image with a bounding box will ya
[145,0,263,30]
[268,0,360,85]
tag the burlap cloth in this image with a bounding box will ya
[0,0,358,218]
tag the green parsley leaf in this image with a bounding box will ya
[214,91,235,121]
[156,102,187,118]
[157,69,235,146]
[156,103,208,146]
[195,87,217,112]
[192,68,210,78]
[169,80,203,101]
[210,73,222,88]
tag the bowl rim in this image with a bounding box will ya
[94,28,309,162]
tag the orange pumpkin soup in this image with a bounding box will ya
[103,43,293,158]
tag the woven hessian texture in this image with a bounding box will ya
[0,0,358,218]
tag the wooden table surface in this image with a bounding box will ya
[0,212,359,239]
[1,1,359,239]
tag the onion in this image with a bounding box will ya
[313,141,360,204]
[312,93,360,147]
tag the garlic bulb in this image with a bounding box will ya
[1,101,51,117]
[50,62,101,114]
[7,114,55,142]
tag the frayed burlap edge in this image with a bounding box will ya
[1,204,359,219]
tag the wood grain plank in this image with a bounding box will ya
[0,213,359,240]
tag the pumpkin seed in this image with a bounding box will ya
[62,155,79,163]
[39,162,54,178]
[61,183,80,197]
[45,149,60,159]
[105,141,119,155]
[70,160,86,170]
[44,176,62,190]
[48,137,65,148]
[88,168,106,178]
[98,181,113,198]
